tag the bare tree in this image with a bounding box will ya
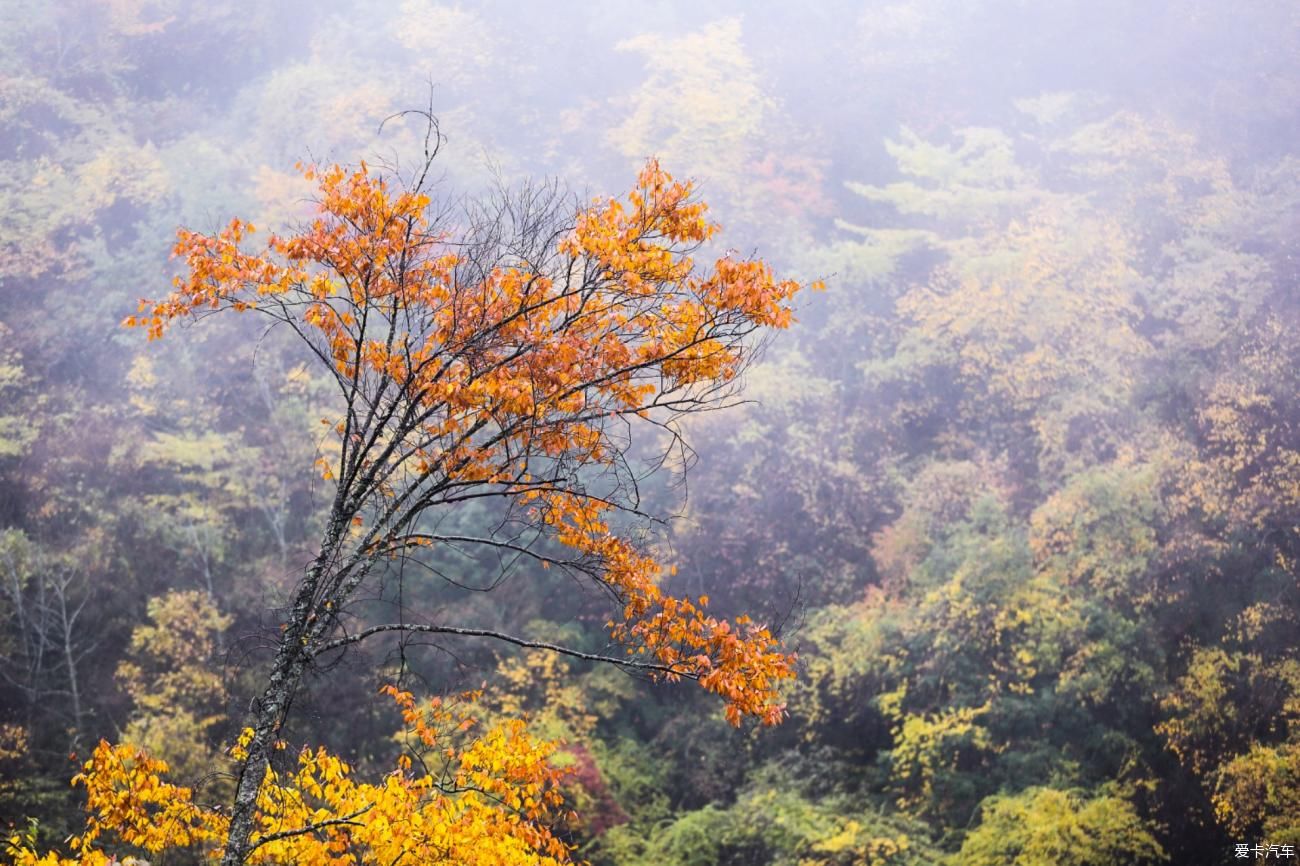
[0,530,97,752]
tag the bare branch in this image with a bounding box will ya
[249,804,374,851]
[310,623,696,680]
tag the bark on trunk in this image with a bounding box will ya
[218,510,348,866]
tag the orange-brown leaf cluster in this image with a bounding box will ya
[538,490,794,725]
[124,156,804,727]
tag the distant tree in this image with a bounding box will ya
[0,531,97,752]
[115,590,231,787]
[951,786,1165,866]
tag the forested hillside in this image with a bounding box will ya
[2,2,1298,864]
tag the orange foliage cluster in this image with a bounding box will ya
[123,156,803,726]
[539,490,795,726]
[128,158,801,400]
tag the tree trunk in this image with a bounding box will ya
[218,508,347,866]
[218,638,308,866]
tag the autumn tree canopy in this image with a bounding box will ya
[7,118,810,866]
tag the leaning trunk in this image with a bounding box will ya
[218,508,349,865]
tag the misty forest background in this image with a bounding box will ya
[2,1,1299,863]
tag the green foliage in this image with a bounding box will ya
[1212,740,1300,845]
[952,787,1165,866]
[1029,466,1161,604]
[595,781,930,866]
[0,325,36,459]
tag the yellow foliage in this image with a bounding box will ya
[4,687,574,866]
